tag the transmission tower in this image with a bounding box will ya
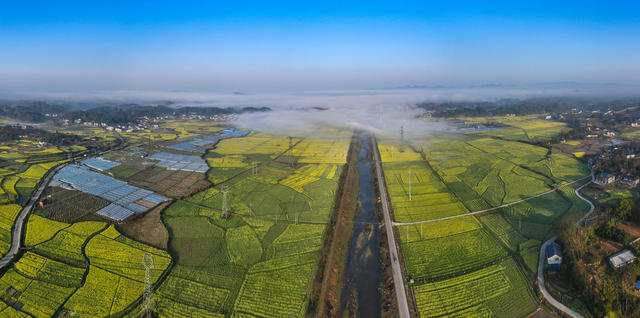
[221,185,230,219]
[141,253,155,317]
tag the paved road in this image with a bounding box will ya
[0,164,66,268]
[575,172,596,228]
[393,174,593,226]
[370,136,411,318]
[537,171,594,318]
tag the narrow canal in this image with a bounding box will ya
[341,132,382,317]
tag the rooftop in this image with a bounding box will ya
[609,249,636,268]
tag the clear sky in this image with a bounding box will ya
[1,1,640,92]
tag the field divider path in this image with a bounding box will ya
[0,163,68,268]
[537,171,594,318]
[370,136,411,318]
[393,174,593,226]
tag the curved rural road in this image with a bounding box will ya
[0,164,66,268]
[371,136,411,318]
[537,171,594,318]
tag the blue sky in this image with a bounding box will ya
[1,1,640,92]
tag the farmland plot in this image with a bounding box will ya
[382,161,467,222]
[412,258,537,318]
[152,132,348,317]
[0,268,78,318]
[479,213,526,251]
[6,219,172,317]
[31,221,106,266]
[402,229,507,281]
[285,138,350,164]
[381,123,589,318]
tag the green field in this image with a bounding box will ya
[413,258,538,317]
[621,129,640,141]
[381,117,588,317]
[0,204,22,257]
[1,217,171,317]
[0,115,589,317]
[148,132,350,317]
[465,115,568,142]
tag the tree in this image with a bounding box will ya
[616,199,634,219]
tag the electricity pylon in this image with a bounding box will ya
[141,253,155,317]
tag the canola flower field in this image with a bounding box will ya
[379,118,589,317]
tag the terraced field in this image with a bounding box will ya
[379,120,590,317]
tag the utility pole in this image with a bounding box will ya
[141,253,155,317]
[400,126,405,152]
[519,215,521,231]
[408,167,412,201]
[288,136,294,168]
[221,185,230,219]
[251,161,258,176]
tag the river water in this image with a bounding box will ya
[340,132,382,317]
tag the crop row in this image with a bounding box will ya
[0,268,76,317]
[233,263,315,318]
[288,139,350,164]
[413,258,537,318]
[479,214,527,251]
[14,252,84,288]
[403,229,508,280]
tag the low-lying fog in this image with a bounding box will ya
[2,83,640,138]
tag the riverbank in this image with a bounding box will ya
[309,131,362,317]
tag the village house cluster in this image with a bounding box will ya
[61,113,237,133]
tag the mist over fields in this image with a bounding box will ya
[2,82,640,137]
